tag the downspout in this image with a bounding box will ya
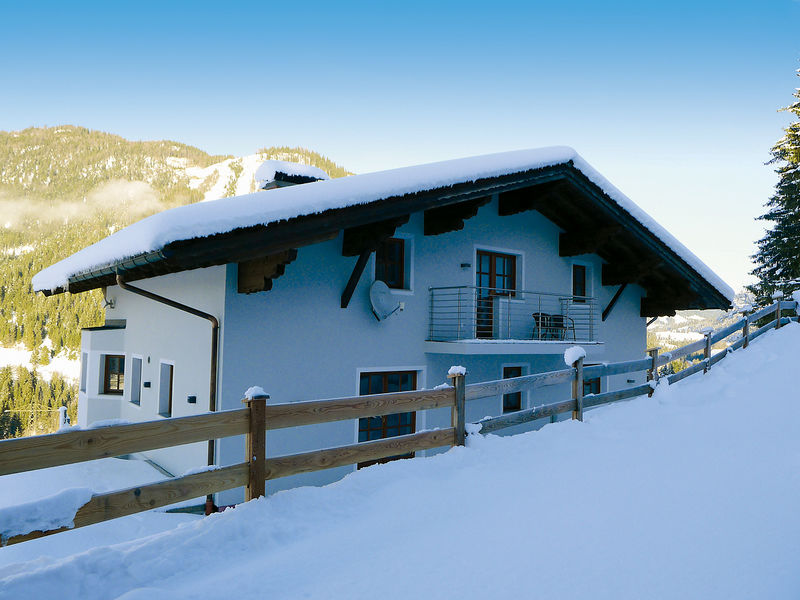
[115,274,220,514]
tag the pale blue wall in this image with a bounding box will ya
[216,196,647,504]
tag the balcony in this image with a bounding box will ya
[426,286,601,355]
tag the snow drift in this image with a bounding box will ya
[2,324,799,599]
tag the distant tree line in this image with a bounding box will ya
[0,367,77,438]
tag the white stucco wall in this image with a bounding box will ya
[80,266,226,478]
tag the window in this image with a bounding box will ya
[572,264,587,303]
[357,371,417,468]
[130,357,143,405]
[375,238,405,289]
[502,366,523,413]
[80,353,88,393]
[158,362,174,417]
[583,376,601,396]
[102,355,125,395]
[477,250,516,295]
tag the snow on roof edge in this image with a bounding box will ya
[31,147,734,302]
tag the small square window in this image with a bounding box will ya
[102,355,125,395]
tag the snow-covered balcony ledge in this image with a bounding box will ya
[427,286,601,355]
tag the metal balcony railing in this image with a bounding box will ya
[428,286,598,342]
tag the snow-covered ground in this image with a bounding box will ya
[0,344,80,382]
[0,458,200,572]
[2,324,799,599]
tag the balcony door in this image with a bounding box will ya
[476,250,516,338]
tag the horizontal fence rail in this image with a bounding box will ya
[1,382,463,546]
[465,369,574,401]
[263,388,455,430]
[0,409,251,478]
[1,300,796,546]
[428,285,598,343]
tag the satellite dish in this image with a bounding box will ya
[369,280,401,321]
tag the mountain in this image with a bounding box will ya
[0,125,351,437]
[646,291,754,356]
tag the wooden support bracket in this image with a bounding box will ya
[237,249,298,294]
[341,216,409,257]
[559,225,622,257]
[340,251,372,309]
[424,197,490,236]
[602,283,628,322]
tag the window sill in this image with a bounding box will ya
[388,288,414,296]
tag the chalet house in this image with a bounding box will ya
[33,149,733,506]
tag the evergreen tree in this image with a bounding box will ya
[750,68,800,303]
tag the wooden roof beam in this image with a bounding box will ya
[497,186,551,216]
[424,196,490,236]
[341,216,410,257]
[237,249,298,294]
[559,225,623,257]
[602,260,664,287]
[640,293,699,317]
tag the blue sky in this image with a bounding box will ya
[1,1,799,290]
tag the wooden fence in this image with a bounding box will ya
[473,299,796,433]
[0,299,795,546]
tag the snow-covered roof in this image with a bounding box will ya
[32,146,734,304]
[254,160,330,189]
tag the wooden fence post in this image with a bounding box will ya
[646,347,660,397]
[448,371,466,446]
[742,309,750,349]
[703,332,712,374]
[776,300,782,329]
[572,356,584,421]
[243,392,268,501]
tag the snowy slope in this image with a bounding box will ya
[2,324,798,599]
[0,458,200,572]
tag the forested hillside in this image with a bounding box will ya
[0,125,350,437]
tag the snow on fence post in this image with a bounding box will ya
[243,387,269,502]
[447,367,467,446]
[572,356,584,422]
[646,347,660,397]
